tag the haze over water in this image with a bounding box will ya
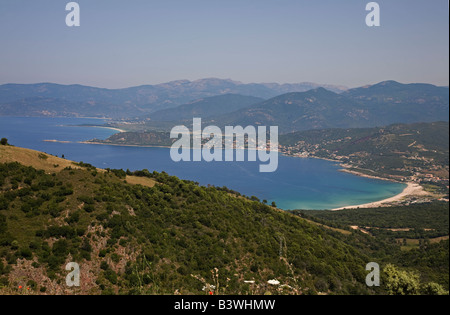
[0,117,406,210]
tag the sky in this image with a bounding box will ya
[0,0,448,89]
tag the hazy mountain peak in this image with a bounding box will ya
[193,78,243,85]
[376,80,401,86]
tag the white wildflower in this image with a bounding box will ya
[268,279,280,286]
[202,285,216,291]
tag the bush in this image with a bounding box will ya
[383,264,420,295]
[18,248,33,260]
[100,261,109,270]
[38,153,48,160]
[104,269,118,284]
[421,282,449,296]
[0,214,6,234]
[83,204,95,213]
[0,138,8,146]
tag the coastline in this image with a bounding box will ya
[332,182,429,211]
[338,167,397,183]
[83,126,127,133]
[283,154,433,211]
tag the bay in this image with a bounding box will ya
[0,117,406,210]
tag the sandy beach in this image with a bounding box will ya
[90,126,126,133]
[332,182,430,211]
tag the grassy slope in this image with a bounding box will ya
[0,145,156,188]
[0,145,78,172]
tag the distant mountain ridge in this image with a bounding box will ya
[209,88,368,133]
[205,81,449,133]
[0,79,348,118]
[1,80,447,132]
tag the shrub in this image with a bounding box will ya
[38,153,48,160]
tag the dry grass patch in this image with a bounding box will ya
[0,145,78,172]
[125,175,156,188]
[399,236,449,251]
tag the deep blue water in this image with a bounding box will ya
[0,117,406,210]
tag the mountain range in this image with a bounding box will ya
[1,80,447,134]
[0,79,347,118]
[207,81,449,133]
[134,81,448,134]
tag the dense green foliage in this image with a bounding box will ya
[383,264,448,295]
[0,162,378,295]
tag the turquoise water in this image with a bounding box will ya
[0,117,406,210]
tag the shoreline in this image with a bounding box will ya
[338,167,399,183]
[332,182,430,211]
[79,125,127,133]
[290,157,433,210]
[94,126,126,133]
[281,153,436,210]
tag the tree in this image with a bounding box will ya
[0,138,8,146]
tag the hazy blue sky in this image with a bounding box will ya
[0,0,448,88]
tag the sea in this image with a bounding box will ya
[0,116,406,210]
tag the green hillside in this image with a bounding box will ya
[0,145,372,295]
[89,131,174,147]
